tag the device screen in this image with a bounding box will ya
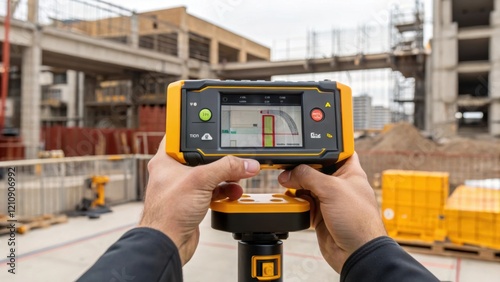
[220,94,303,148]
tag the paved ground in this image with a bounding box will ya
[0,202,499,282]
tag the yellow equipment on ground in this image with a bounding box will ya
[90,175,109,208]
[73,175,112,219]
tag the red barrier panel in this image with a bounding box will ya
[0,136,24,161]
[42,126,137,156]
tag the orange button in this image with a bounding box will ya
[311,108,324,122]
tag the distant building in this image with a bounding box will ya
[370,105,392,130]
[353,95,372,130]
[354,95,392,130]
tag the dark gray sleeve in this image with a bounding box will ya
[77,227,183,282]
[341,236,439,282]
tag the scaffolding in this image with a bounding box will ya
[270,1,427,128]
[390,0,426,127]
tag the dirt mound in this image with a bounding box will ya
[355,122,500,155]
[438,137,500,155]
[356,122,436,152]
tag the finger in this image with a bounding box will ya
[277,165,333,198]
[148,136,185,175]
[212,183,244,201]
[333,152,367,179]
[195,156,260,189]
[297,193,316,228]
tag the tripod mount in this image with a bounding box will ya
[211,193,310,282]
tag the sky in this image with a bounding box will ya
[108,0,432,48]
[105,0,433,107]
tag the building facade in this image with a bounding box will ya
[431,0,500,136]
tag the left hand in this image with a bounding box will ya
[139,137,260,265]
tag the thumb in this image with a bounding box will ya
[196,156,260,188]
[278,164,333,198]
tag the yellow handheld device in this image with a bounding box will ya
[165,80,354,282]
[165,80,354,169]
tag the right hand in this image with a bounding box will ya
[278,152,387,273]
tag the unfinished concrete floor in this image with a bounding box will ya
[0,202,499,282]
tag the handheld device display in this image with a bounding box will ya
[165,80,354,169]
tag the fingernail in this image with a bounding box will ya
[244,160,260,173]
[279,170,291,183]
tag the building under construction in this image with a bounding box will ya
[431,0,500,136]
[0,0,499,161]
[0,2,270,159]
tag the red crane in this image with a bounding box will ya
[0,0,11,132]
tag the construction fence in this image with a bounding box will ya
[0,155,151,217]
[1,150,497,217]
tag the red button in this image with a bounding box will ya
[311,108,324,122]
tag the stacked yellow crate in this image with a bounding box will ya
[382,170,449,242]
[445,186,500,250]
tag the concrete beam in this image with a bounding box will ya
[214,53,391,79]
[0,19,183,76]
[41,27,183,75]
[214,52,424,79]
[457,61,491,73]
[457,27,493,39]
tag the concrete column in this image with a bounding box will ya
[128,73,141,129]
[424,54,433,131]
[177,7,189,79]
[490,103,500,136]
[494,0,500,27]
[21,39,42,159]
[210,39,219,65]
[66,70,77,127]
[77,72,85,127]
[489,16,500,135]
[238,50,247,63]
[238,39,247,63]
[130,12,139,48]
[442,0,453,26]
[83,75,97,127]
[430,0,459,137]
[27,0,38,23]
[433,0,442,37]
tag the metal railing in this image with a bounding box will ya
[3,150,496,217]
[0,154,152,216]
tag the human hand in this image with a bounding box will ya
[139,137,260,265]
[278,152,386,273]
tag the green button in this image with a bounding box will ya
[199,109,212,122]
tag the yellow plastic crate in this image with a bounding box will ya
[382,170,449,242]
[444,186,500,250]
